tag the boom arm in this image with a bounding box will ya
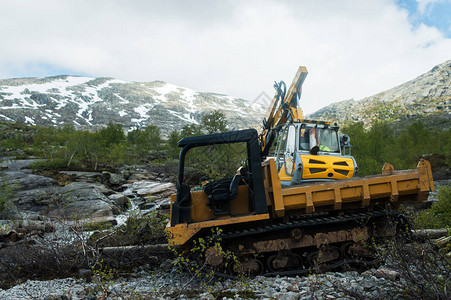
[261,66,308,157]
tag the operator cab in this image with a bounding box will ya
[170,129,268,226]
[268,121,357,186]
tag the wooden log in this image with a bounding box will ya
[411,229,450,239]
[99,243,169,255]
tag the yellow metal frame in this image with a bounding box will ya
[300,154,355,180]
[261,158,434,217]
[167,158,434,247]
[167,185,271,246]
[167,213,270,246]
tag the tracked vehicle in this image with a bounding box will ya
[166,67,435,275]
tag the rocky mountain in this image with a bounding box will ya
[308,60,451,128]
[0,76,266,133]
[1,60,449,134]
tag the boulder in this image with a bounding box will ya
[0,220,14,235]
[19,219,46,233]
[158,199,171,210]
[55,182,115,219]
[2,170,54,190]
[62,182,114,196]
[0,159,46,171]
[0,202,20,220]
[102,171,126,185]
[1,161,121,234]
[108,193,129,209]
[10,182,115,222]
[140,202,156,210]
[375,267,400,281]
[59,171,102,183]
[133,181,175,197]
[128,173,149,181]
[413,229,450,239]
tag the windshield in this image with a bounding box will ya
[299,127,339,152]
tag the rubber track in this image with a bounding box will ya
[219,210,404,241]
[205,210,406,277]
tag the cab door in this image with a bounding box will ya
[274,125,297,180]
[283,125,296,177]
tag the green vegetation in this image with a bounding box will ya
[0,177,14,213]
[415,186,451,229]
[118,210,168,245]
[172,111,247,183]
[128,124,162,158]
[342,121,450,176]
[184,142,248,184]
[166,130,183,160]
[0,110,233,175]
[1,114,449,182]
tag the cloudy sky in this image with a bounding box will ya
[1,0,450,114]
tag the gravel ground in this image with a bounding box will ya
[0,265,406,300]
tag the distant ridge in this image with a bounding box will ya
[1,60,450,134]
[308,60,451,128]
[0,76,266,133]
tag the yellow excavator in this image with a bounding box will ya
[260,66,356,185]
[166,66,435,275]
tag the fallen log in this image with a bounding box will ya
[98,244,171,267]
[411,229,450,239]
[99,243,169,254]
[434,235,451,247]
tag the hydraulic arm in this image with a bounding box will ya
[261,66,308,157]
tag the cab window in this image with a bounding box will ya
[317,128,339,152]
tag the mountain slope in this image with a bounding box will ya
[1,60,450,134]
[308,60,451,128]
[0,76,265,132]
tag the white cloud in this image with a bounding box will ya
[0,0,450,114]
[416,0,444,14]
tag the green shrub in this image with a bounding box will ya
[89,211,169,247]
[0,178,14,213]
[1,135,26,150]
[430,186,451,226]
[342,121,450,176]
[121,211,168,244]
[415,186,451,229]
[29,158,82,171]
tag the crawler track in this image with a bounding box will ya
[219,210,405,240]
[200,210,408,276]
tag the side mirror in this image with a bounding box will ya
[310,145,319,155]
[340,134,350,146]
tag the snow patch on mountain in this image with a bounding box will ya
[0,75,266,133]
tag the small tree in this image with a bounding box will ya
[99,122,126,147]
[415,186,451,229]
[181,124,202,137]
[166,130,182,159]
[81,131,104,170]
[127,125,162,157]
[201,110,228,134]
[0,177,14,214]
[144,125,162,149]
